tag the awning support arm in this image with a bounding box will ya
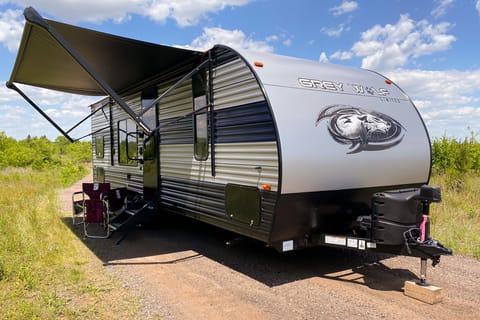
[23,7,151,134]
[138,58,211,117]
[6,81,74,142]
[74,124,110,142]
[66,99,109,134]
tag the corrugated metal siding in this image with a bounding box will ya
[213,58,264,109]
[159,176,275,241]
[160,141,278,191]
[157,79,194,145]
[91,94,144,194]
[156,51,280,239]
[158,79,193,120]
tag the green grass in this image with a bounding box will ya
[430,171,480,259]
[0,168,138,319]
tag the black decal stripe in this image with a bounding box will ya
[159,117,193,145]
[214,101,276,143]
[159,101,276,145]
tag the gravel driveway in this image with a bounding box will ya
[61,175,480,319]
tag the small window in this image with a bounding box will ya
[194,95,208,161]
[118,119,138,165]
[96,167,105,183]
[143,134,156,161]
[192,71,208,161]
[141,86,157,129]
[95,136,104,159]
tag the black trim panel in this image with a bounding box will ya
[269,183,425,243]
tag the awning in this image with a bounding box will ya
[7,7,207,140]
[8,7,203,96]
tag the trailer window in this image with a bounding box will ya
[118,119,138,165]
[193,71,208,161]
[194,95,208,161]
[141,86,157,129]
[96,166,105,183]
[95,136,104,159]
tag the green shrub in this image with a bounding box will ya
[432,132,480,174]
[0,132,91,183]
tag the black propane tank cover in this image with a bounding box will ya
[371,189,421,245]
[372,189,420,224]
[417,185,441,203]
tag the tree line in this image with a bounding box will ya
[0,132,91,185]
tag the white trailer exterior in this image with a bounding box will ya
[8,8,451,266]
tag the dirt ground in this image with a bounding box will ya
[60,175,480,319]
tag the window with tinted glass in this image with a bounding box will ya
[95,136,104,159]
[141,86,157,129]
[118,119,138,165]
[192,72,208,161]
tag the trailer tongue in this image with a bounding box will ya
[317,185,451,284]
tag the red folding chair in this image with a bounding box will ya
[82,183,111,238]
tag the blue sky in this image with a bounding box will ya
[0,0,479,140]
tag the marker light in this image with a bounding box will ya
[385,79,392,85]
[254,61,264,67]
[262,184,271,191]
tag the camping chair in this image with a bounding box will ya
[72,190,85,225]
[81,182,111,238]
[105,187,128,218]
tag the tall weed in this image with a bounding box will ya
[0,133,136,319]
[429,133,480,258]
[0,168,137,319]
[430,173,480,259]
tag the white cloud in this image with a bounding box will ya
[0,9,23,52]
[329,1,358,16]
[282,37,292,47]
[388,69,480,105]
[350,14,455,71]
[266,33,293,47]
[422,106,480,138]
[386,69,480,138]
[185,27,273,52]
[330,50,353,60]
[0,1,256,52]
[431,0,454,18]
[3,83,98,139]
[1,0,251,26]
[145,0,250,27]
[0,103,27,121]
[319,52,329,63]
[0,81,20,102]
[477,0,480,15]
[320,23,350,38]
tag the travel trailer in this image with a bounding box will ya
[8,7,451,283]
